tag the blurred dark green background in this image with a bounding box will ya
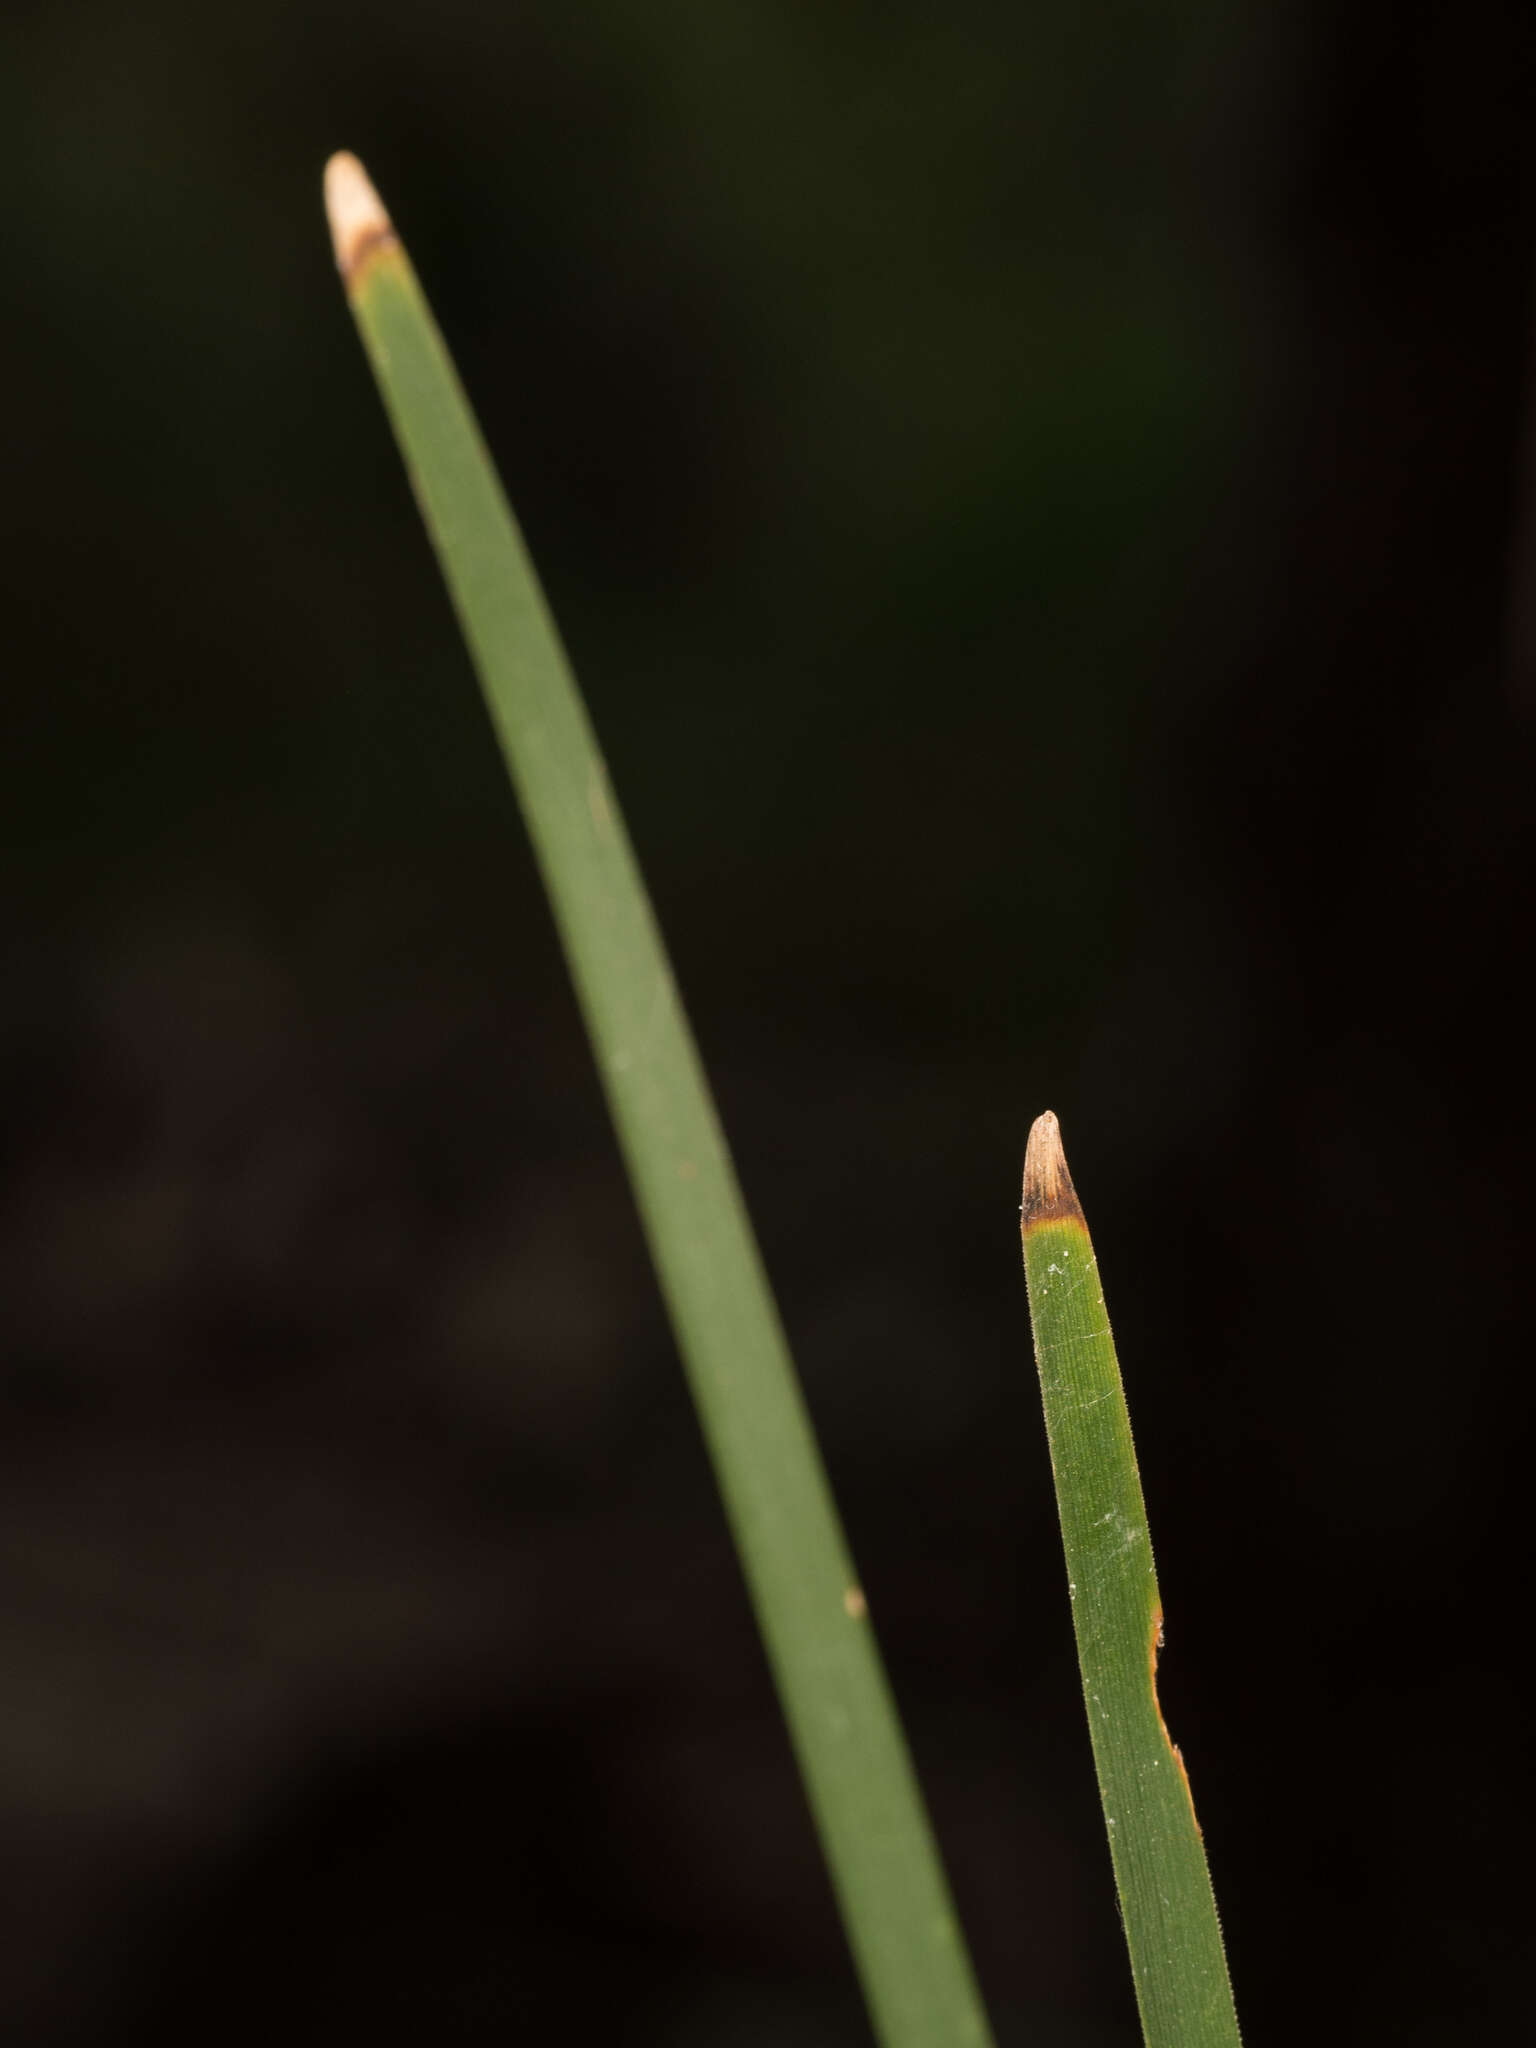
[4,4,1535,2043]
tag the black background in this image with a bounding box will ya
[4,4,1535,2043]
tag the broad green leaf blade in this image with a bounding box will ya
[323,154,994,2048]
[1020,1111,1241,2048]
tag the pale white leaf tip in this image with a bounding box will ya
[323,151,396,281]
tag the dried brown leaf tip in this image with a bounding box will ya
[324,151,399,285]
[1022,1110,1086,1230]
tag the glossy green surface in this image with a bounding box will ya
[1023,1192,1241,2048]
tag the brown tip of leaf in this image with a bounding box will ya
[324,152,399,284]
[1022,1110,1086,1229]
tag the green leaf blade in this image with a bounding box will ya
[324,154,994,2048]
[1021,1113,1242,2048]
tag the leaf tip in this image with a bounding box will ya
[1022,1110,1085,1230]
[324,151,398,285]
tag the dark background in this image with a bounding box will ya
[4,3,1535,2042]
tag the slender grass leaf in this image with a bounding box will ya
[322,153,995,2048]
[1020,1110,1242,2048]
